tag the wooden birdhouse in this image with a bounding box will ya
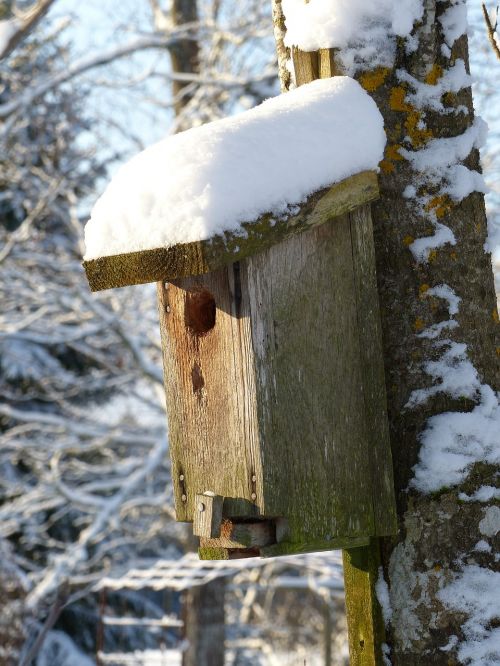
[82,78,397,559]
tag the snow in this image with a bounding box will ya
[439,0,468,48]
[474,540,492,553]
[401,118,487,177]
[478,506,500,537]
[37,630,95,666]
[84,77,385,261]
[409,223,456,263]
[397,60,471,113]
[281,0,423,52]
[0,18,19,55]
[438,566,500,666]
[410,283,500,493]
[459,486,500,502]
[412,384,500,493]
[375,567,392,626]
[97,650,181,665]
[403,119,488,262]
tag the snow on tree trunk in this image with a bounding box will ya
[273,0,500,663]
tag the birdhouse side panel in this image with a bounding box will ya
[349,204,397,536]
[157,268,263,523]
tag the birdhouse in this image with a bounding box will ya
[82,78,397,559]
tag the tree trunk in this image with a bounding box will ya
[169,0,200,127]
[182,579,225,666]
[272,1,500,663]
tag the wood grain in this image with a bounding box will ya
[245,209,378,546]
[157,266,262,523]
[83,171,379,292]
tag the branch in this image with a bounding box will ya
[0,0,57,60]
[482,3,500,60]
[0,28,199,119]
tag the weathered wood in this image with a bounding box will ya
[200,519,276,550]
[292,47,319,85]
[343,542,386,666]
[83,171,379,291]
[193,493,224,538]
[349,206,397,535]
[157,269,261,522]
[157,200,396,555]
[245,208,392,545]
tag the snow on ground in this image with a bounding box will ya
[84,77,385,260]
[282,0,423,74]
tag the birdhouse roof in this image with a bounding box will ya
[83,78,384,292]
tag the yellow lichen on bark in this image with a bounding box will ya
[359,67,391,92]
[389,86,411,112]
[405,110,433,148]
[425,195,452,219]
[414,317,425,332]
[425,64,443,85]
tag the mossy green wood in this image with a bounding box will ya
[245,205,397,554]
[83,171,378,292]
[343,542,387,666]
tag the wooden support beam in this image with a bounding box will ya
[199,519,276,550]
[342,541,386,666]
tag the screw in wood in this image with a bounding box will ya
[179,474,185,481]
[166,305,171,313]
[251,475,257,483]
[251,492,257,501]
[197,502,205,513]
[181,494,187,502]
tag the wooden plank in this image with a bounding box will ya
[349,206,397,536]
[83,171,379,291]
[157,266,262,523]
[193,493,224,538]
[199,519,276,550]
[292,47,319,85]
[343,542,386,666]
[243,210,376,546]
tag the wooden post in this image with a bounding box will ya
[342,543,386,666]
[278,28,390,663]
[182,578,225,666]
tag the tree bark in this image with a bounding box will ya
[169,0,200,127]
[182,579,225,666]
[272,1,500,663]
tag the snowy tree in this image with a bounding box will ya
[273,0,500,663]
[0,0,277,662]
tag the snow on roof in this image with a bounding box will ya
[83,77,385,261]
[281,0,423,51]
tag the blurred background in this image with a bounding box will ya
[0,1,498,664]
